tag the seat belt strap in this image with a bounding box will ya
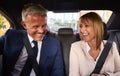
[21,31,41,76]
[91,31,116,74]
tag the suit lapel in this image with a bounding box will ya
[39,36,48,66]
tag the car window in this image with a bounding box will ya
[47,10,112,33]
[0,9,14,36]
[0,14,10,36]
[47,11,79,33]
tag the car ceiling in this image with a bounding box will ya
[0,0,120,12]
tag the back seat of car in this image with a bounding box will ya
[56,28,78,76]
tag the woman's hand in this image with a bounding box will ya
[91,73,106,76]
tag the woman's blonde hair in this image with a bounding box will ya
[80,12,104,49]
[22,3,47,21]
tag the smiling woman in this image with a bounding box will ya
[69,12,120,76]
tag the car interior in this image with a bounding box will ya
[0,0,120,76]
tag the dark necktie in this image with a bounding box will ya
[20,40,38,76]
[32,40,38,57]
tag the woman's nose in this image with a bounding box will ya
[80,27,86,33]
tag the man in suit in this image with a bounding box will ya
[0,3,64,76]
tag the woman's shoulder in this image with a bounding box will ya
[103,40,118,54]
[103,40,116,46]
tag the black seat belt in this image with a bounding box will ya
[21,31,41,76]
[90,31,117,75]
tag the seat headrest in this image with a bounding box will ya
[58,28,73,35]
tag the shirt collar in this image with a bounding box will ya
[85,42,90,52]
[85,41,105,53]
[27,34,33,44]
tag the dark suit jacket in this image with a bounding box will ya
[0,29,64,76]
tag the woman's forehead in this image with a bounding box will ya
[80,18,93,25]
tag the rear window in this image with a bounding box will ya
[47,10,112,33]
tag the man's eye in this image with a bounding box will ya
[85,25,89,27]
[33,26,38,28]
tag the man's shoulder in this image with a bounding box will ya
[6,29,21,34]
[5,29,24,38]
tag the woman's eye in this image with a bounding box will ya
[79,24,83,28]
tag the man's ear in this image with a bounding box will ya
[21,21,26,29]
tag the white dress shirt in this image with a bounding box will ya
[69,40,120,76]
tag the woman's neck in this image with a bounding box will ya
[88,39,97,50]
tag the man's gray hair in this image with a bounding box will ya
[22,3,47,21]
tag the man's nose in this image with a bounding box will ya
[37,27,44,33]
